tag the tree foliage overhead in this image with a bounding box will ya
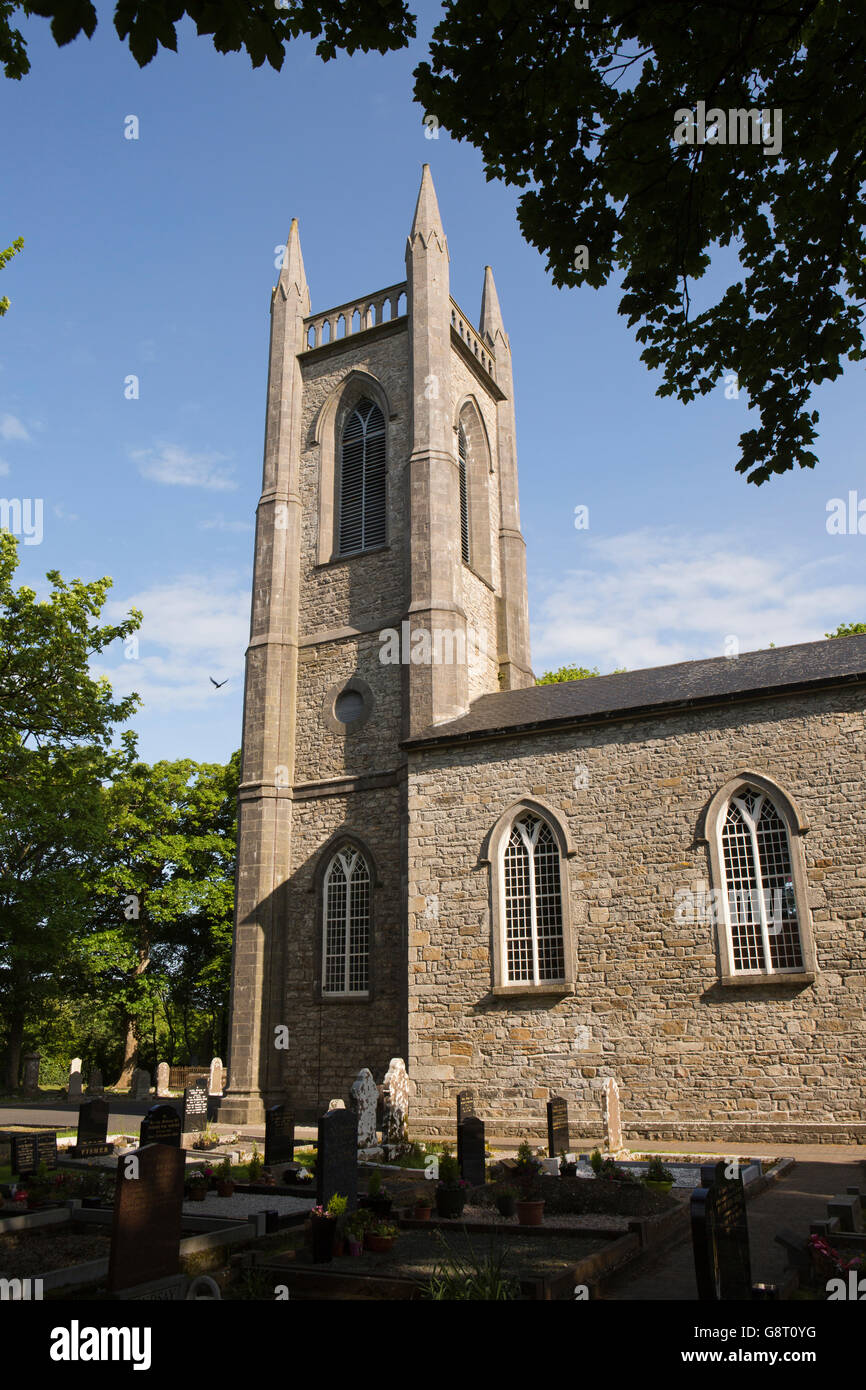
[826,621,866,638]
[416,1,866,484]
[2,0,414,77]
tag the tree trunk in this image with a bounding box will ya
[3,1009,25,1091]
[115,1014,138,1089]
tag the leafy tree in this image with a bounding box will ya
[88,752,238,1085]
[826,622,866,638]
[0,533,141,1089]
[0,0,414,78]
[0,235,23,316]
[416,3,866,483]
[536,663,626,684]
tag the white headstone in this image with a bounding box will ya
[156,1061,170,1096]
[328,1098,345,1110]
[208,1057,223,1096]
[382,1057,409,1144]
[602,1076,624,1155]
[68,1057,83,1100]
[350,1067,379,1149]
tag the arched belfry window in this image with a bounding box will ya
[458,424,470,565]
[338,399,386,555]
[322,845,371,995]
[502,812,565,984]
[720,787,803,973]
[701,772,817,985]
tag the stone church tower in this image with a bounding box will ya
[222,167,533,1124]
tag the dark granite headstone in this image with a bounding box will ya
[75,1098,110,1155]
[316,1107,357,1211]
[182,1083,208,1134]
[547,1095,570,1159]
[458,1116,486,1188]
[139,1104,181,1148]
[265,1104,295,1168]
[12,1131,57,1175]
[456,1090,476,1126]
[108,1143,186,1292]
[691,1161,752,1300]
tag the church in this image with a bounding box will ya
[221,167,866,1146]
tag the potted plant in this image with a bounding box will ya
[362,1168,392,1218]
[435,1146,468,1219]
[413,1194,433,1221]
[216,1155,235,1197]
[345,1208,370,1256]
[364,1218,399,1253]
[186,1169,209,1202]
[495,1184,518,1219]
[193,1123,221,1151]
[327,1193,348,1255]
[514,1141,544,1225]
[309,1204,337,1262]
[78,1169,104,1208]
[643,1157,675,1194]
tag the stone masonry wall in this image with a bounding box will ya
[406,685,866,1142]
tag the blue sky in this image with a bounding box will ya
[3,5,864,766]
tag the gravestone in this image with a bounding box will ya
[108,1143,186,1292]
[11,1131,58,1176]
[139,1104,182,1148]
[68,1058,83,1101]
[547,1095,570,1159]
[265,1105,295,1168]
[328,1098,345,1110]
[87,1067,104,1097]
[456,1090,476,1126]
[350,1068,379,1149]
[75,1098,111,1156]
[602,1077,623,1154]
[182,1082,208,1135]
[691,1162,752,1300]
[382,1057,409,1145]
[208,1057,223,1096]
[156,1062,171,1096]
[827,1194,863,1233]
[458,1116,486,1188]
[21,1052,40,1094]
[316,1107,358,1211]
[131,1067,151,1100]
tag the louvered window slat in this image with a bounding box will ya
[338,399,386,555]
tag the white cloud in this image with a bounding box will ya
[53,503,79,522]
[531,527,866,674]
[199,517,253,533]
[0,414,30,442]
[131,443,236,491]
[96,573,249,712]
[0,459,9,477]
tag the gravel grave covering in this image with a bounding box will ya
[0,1228,110,1278]
[456,1203,633,1231]
[294,1228,608,1282]
[182,1191,314,1219]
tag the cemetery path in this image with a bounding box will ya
[602,1149,866,1300]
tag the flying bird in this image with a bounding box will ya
[210,677,229,689]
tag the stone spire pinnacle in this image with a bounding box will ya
[407,164,447,256]
[480,264,508,353]
[278,217,309,307]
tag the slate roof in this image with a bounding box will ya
[404,635,866,749]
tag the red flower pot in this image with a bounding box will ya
[516,1199,545,1226]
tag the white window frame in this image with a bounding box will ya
[321,847,371,998]
[701,771,817,987]
[483,799,575,997]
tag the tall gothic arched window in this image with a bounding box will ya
[502,812,565,984]
[458,424,470,565]
[719,785,804,973]
[338,399,386,555]
[322,846,371,995]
